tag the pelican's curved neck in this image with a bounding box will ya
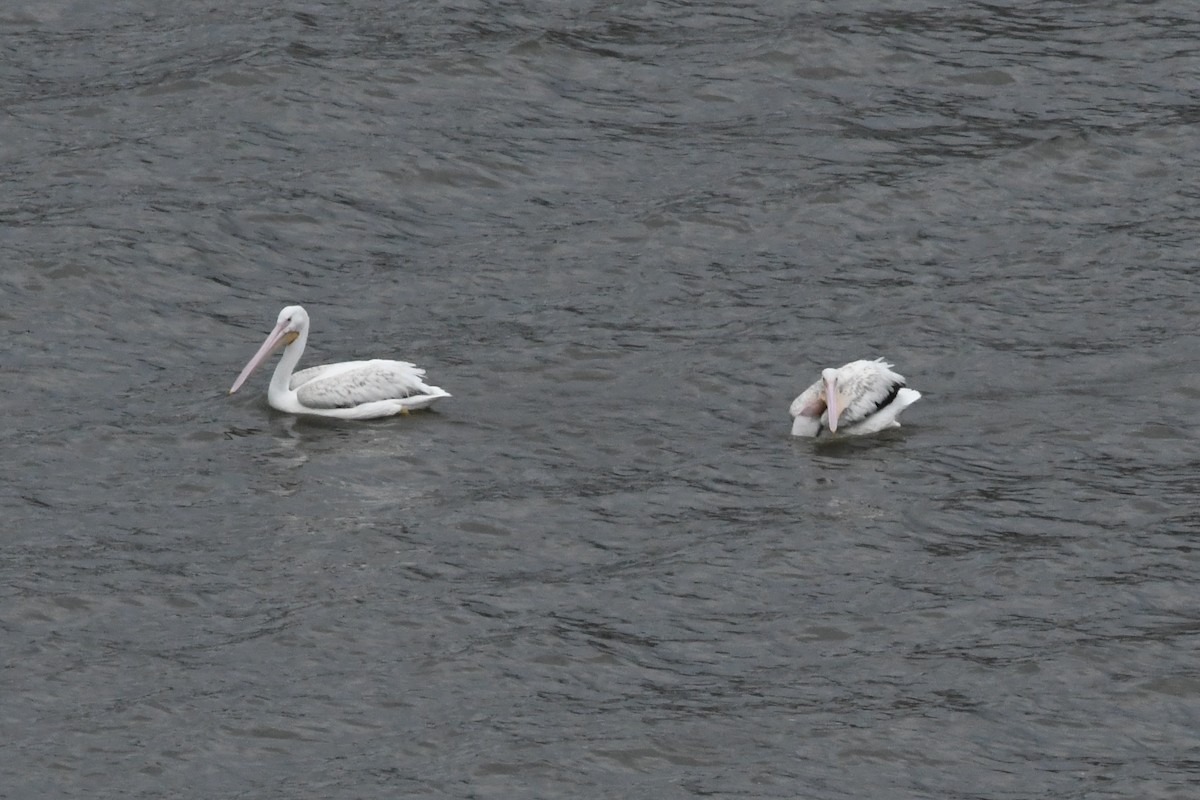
[268,327,308,403]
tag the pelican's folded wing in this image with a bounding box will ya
[294,360,438,409]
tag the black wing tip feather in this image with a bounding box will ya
[871,381,904,416]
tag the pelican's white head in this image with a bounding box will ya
[229,305,310,394]
[821,367,843,433]
[275,305,308,338]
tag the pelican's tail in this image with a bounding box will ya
[857,387,921,433]
[397,386,451,412]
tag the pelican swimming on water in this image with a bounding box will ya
[789,358,920,437]
[228,305,450,419]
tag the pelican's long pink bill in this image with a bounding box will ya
[229,320,291,394]
[825,375,841,433]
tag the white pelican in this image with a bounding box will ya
[789,358,920,437]
[228,305,450,419]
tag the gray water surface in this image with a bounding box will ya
[5,2,1200,798]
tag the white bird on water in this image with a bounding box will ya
[789,358,920,437]
[228,305,450,420]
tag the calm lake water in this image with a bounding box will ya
[5,1,1200,797]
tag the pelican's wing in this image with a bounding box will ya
[290,361,368,391]
[788,379,824,436]
[788,379,824,420]
[837,360,909,427]
[843,388,921,434]
[294,359,444,409]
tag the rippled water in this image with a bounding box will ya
[6,1,1200,797]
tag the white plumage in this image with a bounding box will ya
[789,358,920,437]
[229,305,450,420]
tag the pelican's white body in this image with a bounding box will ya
[789,358,920,437]
[229,305,450,420]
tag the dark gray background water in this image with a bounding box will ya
[4,1,1200,797]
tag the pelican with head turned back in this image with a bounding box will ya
[789,358,920,437]
[229,305,450,420]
